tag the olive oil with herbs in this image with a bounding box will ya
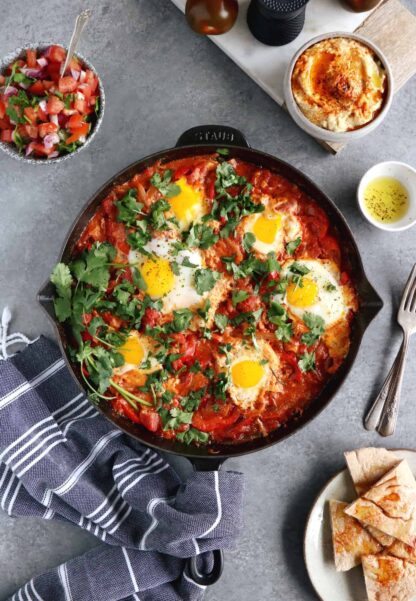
[363,176,409,224]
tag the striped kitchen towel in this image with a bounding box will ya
[0,335,244,601]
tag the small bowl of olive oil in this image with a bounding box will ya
[357,161,416,231]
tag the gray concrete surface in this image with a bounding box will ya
[1,1,416,599]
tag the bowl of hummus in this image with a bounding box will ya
[284,33,393,143]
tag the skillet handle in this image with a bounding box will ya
[37,279,57,321]
[176,125,250,148]
[185,457,225,586]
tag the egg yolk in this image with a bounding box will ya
[252,213,282,244]
[287,277,319,308]
[140,257,174,297]
[231,360,265,389]
[169,178,205,228]
[119,335,145,365]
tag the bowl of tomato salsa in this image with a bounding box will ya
[0,43,104,163]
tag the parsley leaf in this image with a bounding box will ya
[71,243,116,291]
[301,313,325,346]
[242,232,256,253]
[184,223,218,249]
[266,251,281,274]
[194,268,220,295]
[214,372,230,400]
[116,189,143,226]
[214,313,228,332]
[176,428,209,445]
[298,351,316,372]
[268,301,293,342]
[160,406,193,430]
[148,198,171,230]
[127,222,151,251]
[289,261,310,287]
[216,148,229,156]
[232,289,249,307]
[286,237,302,256]
[170,308,193,332]
[50,263,73,322]
[150,169,180,199]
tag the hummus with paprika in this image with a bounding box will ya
[291,37,387,132]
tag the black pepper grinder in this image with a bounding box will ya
[247,0,310,46]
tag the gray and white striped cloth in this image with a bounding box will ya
[0,336,244,601]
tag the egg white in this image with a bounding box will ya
[278,259,347,326]
[129,238,205,314]
[242,196,301,256]
[114,331,161,376]
[218,340,281,411]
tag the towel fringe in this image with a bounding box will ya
[0,307,38,360]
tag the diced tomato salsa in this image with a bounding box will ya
[0,45,100,159]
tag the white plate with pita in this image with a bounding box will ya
[304,449,416,601]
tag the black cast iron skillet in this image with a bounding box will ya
[38,125,383,586]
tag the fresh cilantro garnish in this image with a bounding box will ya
[147,198,171,230]
[160,406,193,430]
[266,251,281,273]
[170,308,193,332]
[150,169,180,199]
[275,276,288,295]
[289,261,310,287]
[131,266,148,291]
[180,387,206,412]
[184,223,218,249]
[242,232,256,253]
[301,313,325,346]
[127,222,151,251]
[213,372,230,400]
[194,268,220,295]
[232,289,249,307]
[181,256,198,268]
[94,96,100,115]
[116,189,143,226]
[214,313,228,332]
[286,237,302,256]
[210,162,264,239]
[298,351,316,372]
[64,94,75,109]
[58,140,83,154]
[5,62,19,88]
[50,263,73,322]
[171,261,180,276]
[70,243,116,291]
[176,428,209,445]
[268,301,293,342]
[13,72,35,86]
[197,299,211,321]
[216,148,229,156]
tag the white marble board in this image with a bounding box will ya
[169,0,374,108]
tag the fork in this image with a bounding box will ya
[364,263,416,436]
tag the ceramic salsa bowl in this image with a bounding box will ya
[0,42,105,164]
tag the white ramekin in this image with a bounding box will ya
[357,161,416,232]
